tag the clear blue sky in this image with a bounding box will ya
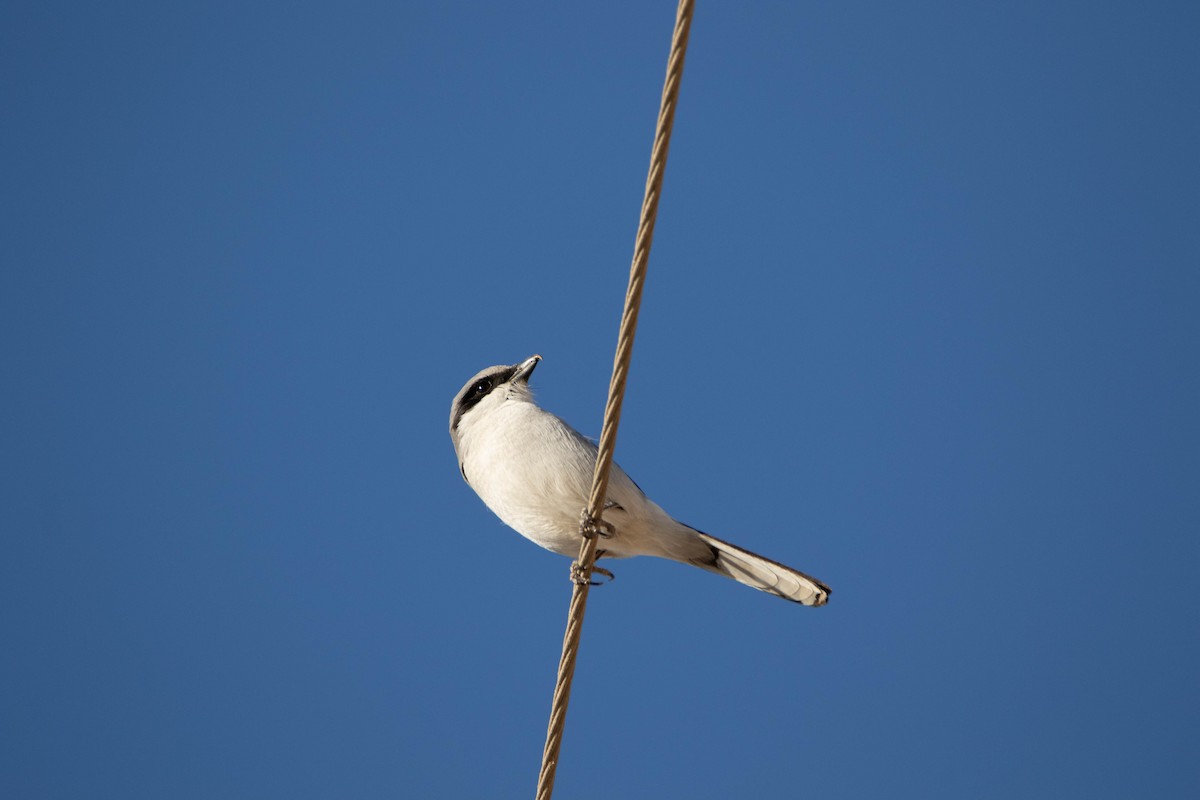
[2,2,1197,798]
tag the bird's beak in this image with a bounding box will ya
[513,354,541,383]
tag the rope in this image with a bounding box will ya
[534,2,695,798]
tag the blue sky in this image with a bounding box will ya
[2,2,1197,797]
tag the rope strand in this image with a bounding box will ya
[534,2,695,798]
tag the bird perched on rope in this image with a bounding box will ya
[449,355,830,606]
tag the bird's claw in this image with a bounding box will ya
[590,565,615,584]
[570,562,615,586]
[579,511,615,540]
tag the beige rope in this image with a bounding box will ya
[534,2,695,798]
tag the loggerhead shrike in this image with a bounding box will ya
[449,355,830,606]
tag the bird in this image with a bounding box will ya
[449,355,831,606]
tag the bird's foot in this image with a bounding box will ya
[579,510,615,540]
[570,562,615,586]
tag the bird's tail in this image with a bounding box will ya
[687,529,831,607]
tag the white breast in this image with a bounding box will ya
[458,401,597,556]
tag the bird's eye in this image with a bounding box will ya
[471,379,491,398]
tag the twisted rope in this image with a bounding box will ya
[534,2,695,798]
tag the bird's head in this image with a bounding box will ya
[449,354,542,449]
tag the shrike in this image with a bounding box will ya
[449,355,830,606]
